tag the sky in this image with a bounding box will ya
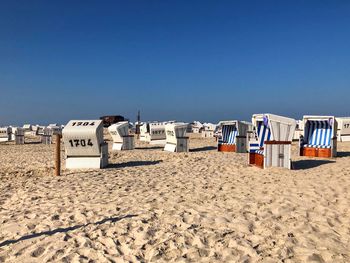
[0,0,350,125]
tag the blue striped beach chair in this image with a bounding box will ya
[299,116,337,158]
[248,114,296,169]
[218,121,250,153]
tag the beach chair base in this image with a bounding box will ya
[150,139,166,146]
[112,136,134,151]
[302,147,332,158]
[236,136,247,153]
[202,130,214,138]
[164,137,189,152]
[249,152,264,168]
[218,144,236,152]
[139,134,150,142]
[15,135,25,145]
[41,135,52,145]
[65,143,108,169]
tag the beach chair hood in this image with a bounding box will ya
[108,121,129,141]
[252,114,296,143]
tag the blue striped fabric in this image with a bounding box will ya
[249,143,260,152]
[257,121,271,147]
[249,121,271,155]
[219,125,238,144]
[304,144,331,149]
[255,150,264,155]
[304,120,332,148]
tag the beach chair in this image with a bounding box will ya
[336,117,350,142]
[164,123,189,152]
[202,123,216,138]
[22,124,32,135]
[48,124,62,135]
[62,120,108,169]
[41,127,53,144]
[248,114,296,169]
[218,121,251,153]
[139,123,150,142]
[190,121,203,133]
[299,116,337,158]
[12,127,25,144]
[149,122,168,145]
[108,121,135,151]
[0,127,11,142]
[293,120,304,141]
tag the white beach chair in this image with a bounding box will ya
[12,127,25,144]
[22,124,32,136]
[48,124,62,135]
[139,123,150,142]
[164,123,189,152]
[62,120,108,169]
[299,116,337,158]
[41,127,53,144]
[36,126,45,136]
[0,127,11,142]
[218,120,251,153]
[293,120,304,141]
[149,122,167,145]
[248,114,296,169]
[201,123,216,138]
[336,117,350,142]
[108,121,135,151]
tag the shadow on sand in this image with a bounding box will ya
[190,146,217,152]
[107,160,162,169]
[24,141,42,145]
[293,159,335,170]
[135,146,164,150]
[336,151,350,158]
[0,214,137,248]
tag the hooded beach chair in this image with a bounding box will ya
[299,116,337,158]
[190,121,203,133]
[139,123,150,142]
[202,123,216,138]
[41,127,53,144]
[336,117,350,142]
[164,123,189,152]
[62,120,108,169]
[0,127,11,142]
[108,121,135,151]
[12,127,25,144]
[218,121,251,153]
[248,114,296,169]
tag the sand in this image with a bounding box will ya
[0,133,350,262]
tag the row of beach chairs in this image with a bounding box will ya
[0,125,62,145]
[1,115,343,171]
[218,114,338,169]
[61,120,189,169]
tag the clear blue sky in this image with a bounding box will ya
[1,1,349,125]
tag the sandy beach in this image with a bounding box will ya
[1,133,350,262]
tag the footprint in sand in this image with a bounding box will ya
[31,246,46,257]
